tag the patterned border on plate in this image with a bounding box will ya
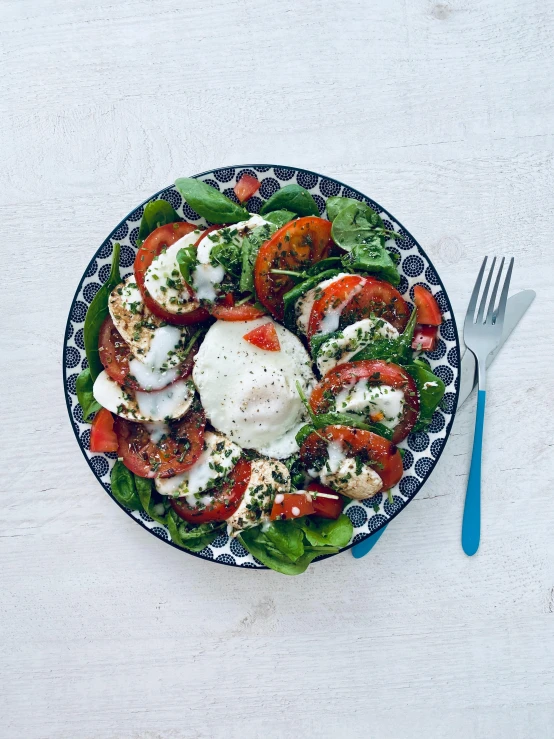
[63,165,460,569]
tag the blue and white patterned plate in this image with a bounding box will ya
[63,165,460,569]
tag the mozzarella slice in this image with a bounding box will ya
[319,439,383,499]
[316,318,399,375]
[109,276,163,355]
[155,432,242,501]
[92,370,194,422]
[295,273,352,335]
[128,325,185,391]
[334,381,405,430]
[192,318,315,458]
[143,230,202,315]
[227,459,290,535]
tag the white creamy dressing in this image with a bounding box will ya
[334,380,405,430]
[144,421,170,444]
[326,439,347,474]
[317,279,363,336]
[316,318,399,374]
[192,318,315,458]
[155,432,241,501]
[295,273,349,335]
[128,325,183,391]
[143,230,201,312]
[120,281,143,312]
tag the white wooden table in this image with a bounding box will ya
[2,1,553,737]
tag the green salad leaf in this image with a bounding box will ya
[110,461,142,510]
[262,209,296,228]
[351,308,417,365]
[299,514,353,548]
[260,184,319,217]
[325,196,361,221]
[75,368,101,423]
[176,245,198,284]
[239,221,278,293]
[139,200,181,241]
[166,511,223,552]
[175,178,249,224]
[404,358,446,430]
[331,201,384,251]
[134,476,169,524]
[281,269,342,332]
[84,242,121,382]
[342,237,400,286]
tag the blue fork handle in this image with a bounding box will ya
[462,389,486,556]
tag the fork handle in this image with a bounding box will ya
[462,389,486,556]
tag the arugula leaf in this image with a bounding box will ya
[299,514,353,548]
[325,196,361,221]
[281,269,342,332]
[166,510,223,552]
[260,184,319,217]
[139,200,181,241]
[331,201,385,252]
[110,461,142,510]
[175,178,249,224]
[404,358,446,430]
[262,209,296,228]
[342,236,400,286]
[83,242,121,382]
[75,368,101,423]
[176,245,198,284]
[239,221,278,293]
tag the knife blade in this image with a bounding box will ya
[351,289,535,559]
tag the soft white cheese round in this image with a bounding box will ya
[295,273,350,335]
[316,317,399,375]
[143,230,202,314]
[227,459,290,535]
[319,439,383,499]
[192,318,315,458]
[335,380,405,430]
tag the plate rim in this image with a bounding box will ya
[63,163,461,569]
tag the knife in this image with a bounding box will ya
[351,289,536,559]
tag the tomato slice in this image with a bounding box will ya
[412,324,438,351]
[90,408,118,452]
[306,482,344,519]
[307,274,365,339]
[170,457,251,524]
[310,359,419,444]
[300,425,403,490]
[340,276,410,333]
[270,492,315,521]
[413,285,442,326]
[114,405,206,479]
[209,301,267,321]
[254,217,333,319]
[234,174,260,203]
[243,322,281,351]
[134,222,209,325]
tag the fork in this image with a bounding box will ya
[462,256,514,555]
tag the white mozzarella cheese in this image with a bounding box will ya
[334,381,405,430]
[108,276,163,355]
[227,459,290,535]
[319,439,383,499]
[143,230,202,315]
[316,318,399,375]
[295,273,354,335]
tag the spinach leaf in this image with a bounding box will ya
[84,242,121,382]
[342,236,400,285]
[166,511,223,552]
[351,308,417,365]
[306,257,343,276]
[175,178,249,224]
[75,368,101,423]
[404,358,446,430]
[239,221,278,293]
[139,200,180,241]
[263,209,296,228]
[331,201,385,252]
[260,184,319,217]
[264,520,305,561]
[325,196,362,221]
[110,461,142,510]
[282,269,342,332]
[134,476,169,524]
[299,514,353,548]
[210,233,243,281]
[176,245,198,284]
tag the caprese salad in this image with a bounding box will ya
[76,174,445,575]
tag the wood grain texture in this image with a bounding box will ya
[1,0,554,737]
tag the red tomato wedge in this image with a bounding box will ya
[340,276,410,333]
[254,217,333,319]
[270,492,315,521]
[307,274,365,339]
[98,316,197,390]
[306,482,344,519]
[114,406,206,479]
[310,359,419,444]
[243,322,281,351]
[134,222,209,325]
[300,425,403,491]
[170,458,251,524]
[412,324,438,351]
[209,301,267,321]
[234,174,260,203]
[413,285,442,326]
[90,408,118,452]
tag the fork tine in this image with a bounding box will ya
[465,257,487,324]
[493,257,514,328]
[476,257,496,324]
[485,257,504,324]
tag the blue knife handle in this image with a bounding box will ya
[461,389,486,556]
[351,524,388,558]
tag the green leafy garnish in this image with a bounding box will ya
[260,184,319,217]
[139,200,181,241]
[175,178,249,223]
[239,221,278,293]
[325,196,361,221]
[176,245,198,284]
[166,511,223,552]
[351,308,417,365]
[110,461,142,510]
[84,242,121,382]
[281,269,342,332]
[404,359,446,430]
[262,209,296,228]
[75,368,101,423]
